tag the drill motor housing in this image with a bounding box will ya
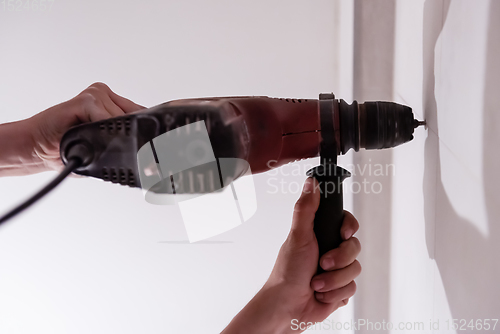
[60,95,419,191]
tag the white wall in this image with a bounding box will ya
[392,0,500,331]
[352,0,500,333]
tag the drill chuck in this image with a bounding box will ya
[337,99,421,154]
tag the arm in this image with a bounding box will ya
[222,178,362,333]
[0,119,41,176]
[0,82,145,177]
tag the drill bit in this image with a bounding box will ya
[413,120,426,128]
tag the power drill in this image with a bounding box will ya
[59,94,425,272]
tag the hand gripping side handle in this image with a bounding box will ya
[306,163,351,274]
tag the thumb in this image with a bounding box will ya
[291,177,320,235]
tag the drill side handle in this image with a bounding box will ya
[307,164,351,274]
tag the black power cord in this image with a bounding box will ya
[0,158,83,226]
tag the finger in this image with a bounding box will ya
[311,260,361,292]
[87,82,145,113]
[100,91,127,118]
[340,210,359,241]
[83,99,112,123]
[319,236,361,271]
[107,88,146,113]
[315,280,356,304]
[339,298,350,308]
[290,177,320,235]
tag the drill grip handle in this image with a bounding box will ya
[307,164,351,274]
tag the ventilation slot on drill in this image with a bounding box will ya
[107,122,114,134]
[100,121,124,135]
[124,118,131,136]
[164,114,175,132]
[102,167,109,181]
[128,169,135,186]
[119,168,127,185]
[110,168,118,183]
[102,167,135,187]
[279,98,306,103]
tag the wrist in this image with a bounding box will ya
[0,117,48,176]
[222,282,296,334]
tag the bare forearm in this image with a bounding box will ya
[0,118,46,176]
[221,283,294,334]
[0,83,146,178]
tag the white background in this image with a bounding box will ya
[0,0,498,333]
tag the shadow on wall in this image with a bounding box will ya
[352,1,395,333]
[423,0,500,320]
